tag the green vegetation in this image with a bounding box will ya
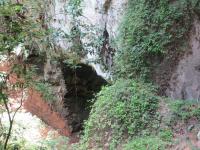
[75,1,200,149]
[34,82,56,103]
[168,100,200,121]
[79,79,159,149]
[67,0,82,18]
[1,0,200,149]
[123,136,167,150]
[0,1,53,149]
[114,0,200,80]
[0,0,49,54]
[159,129,173,142]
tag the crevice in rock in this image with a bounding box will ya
[103,0,112,14]
[100,27,115,70]
[61,63,107,133]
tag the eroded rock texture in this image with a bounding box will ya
[45,0,127,77]
[43,59,107,133]
[39,0,127,134]
[166,19,200,100]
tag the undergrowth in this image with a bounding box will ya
[77,79,160,149]
[123,136,168,150]
[168,100,200,122]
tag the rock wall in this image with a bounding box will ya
[43,60,107,133]
[44,59,67,114]
[0,61,71,136]
[46,0,128,78]
[166,18,200,100]
[81,0,128,41]
[40,0,128,134]
[46,0,71,49]
[36,1,200,124]
[46,0,127,46]
[24,89,71,136]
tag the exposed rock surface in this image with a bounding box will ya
[166,19,200,100]
[43,59,107,133]
[81,0,127,41]
[44,59,67,114]
[0,61,71,139]
[170,118,200,149]
[46,0,127,46]
[197,131,200,140]
[24,89,71,136]
[39,0,127,135]
[46,0,128,78]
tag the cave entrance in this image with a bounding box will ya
[61,63,107,133]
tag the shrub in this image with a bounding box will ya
[79,79,159,149]
[34,82,56,103]
[159,129,173,142]
[123,136,167,150]
[168,100,200,121]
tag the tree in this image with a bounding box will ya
[0,1,48,149]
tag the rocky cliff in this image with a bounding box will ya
[38,0,128,134]
[45,0,127,77]
[30,0,200,136]
[166,18,200,101]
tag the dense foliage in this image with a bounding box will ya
[123,136,167,150]
[114,0,200,79]
[0,1,52,149]
[1,0,200,149]
[168,100,200,121]
[75,0,200,149]
[78,80,159,149]
[0,0,49,55]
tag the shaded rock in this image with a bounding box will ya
[187,124,195,132]
[166,19,200,100]
[24,89,71,136]
[197,131,200,140]
[61,63,107,133]
[44,59,67,114]
[45,0,128,78]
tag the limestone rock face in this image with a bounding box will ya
[166,19,200,100]
[44,59,67,115]
[46,0,127,44]
[42,0,127,133]
[82,0,128,40]
[46,0,128,78]
[46,0,71,49]
[43,0,128,116]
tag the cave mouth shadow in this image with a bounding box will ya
[61,63,107,133]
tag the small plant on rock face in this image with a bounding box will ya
[34,82,56,103]
[159,129,173,142]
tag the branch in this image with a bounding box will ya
[3,86,24,150]
[12,87,24,122]
[1,69,24,149]
[0,74,11,150]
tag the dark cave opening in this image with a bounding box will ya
[61,63,107,133]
